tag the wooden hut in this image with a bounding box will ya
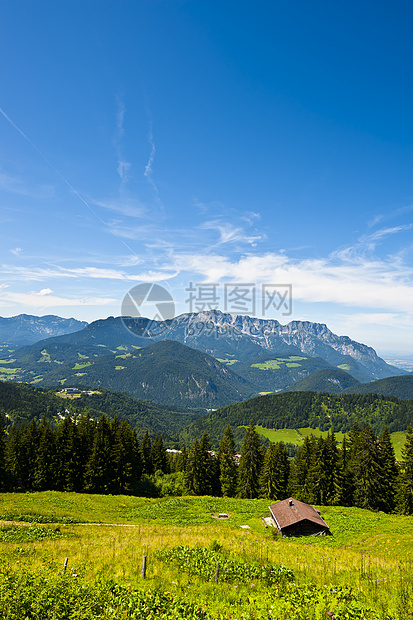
[269,497,330,537]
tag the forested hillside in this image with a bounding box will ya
[342,375,413,399]
[0,381,199,437]
[179,391,413,448]
[283,368,361,393]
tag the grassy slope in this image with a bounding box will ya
[253,425,406,459]
[0,492,412,619]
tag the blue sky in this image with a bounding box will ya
[1,0,413,355]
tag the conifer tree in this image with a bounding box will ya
[55,416,83,492]
[336,435,352,506]
[140,431,153,475]
[288,435,317,502]
[199,432,213,495]
[274,441,290,499]
[4,424,23,491]
[150,435,168,474]
[260,443,281,499]
[84,415,114,493]
[237,421,263,499]
[177,445,188,472]
[351,425,384,511]
[0,414,6,491]
[77,413,96,481]
[111,420,140,494]
[396,426,413,515]
[23,420,39,490]
[378,426,398,512]
[185,438,203,495]
[308,432,340,505]
[218,425,237,497]
[33,418,56,491]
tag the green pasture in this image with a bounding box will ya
[216,358,239,365]
[0,367,18,375]
[251,360,281,370]
[252,425,406,458]
[0,492,412,619]
[251,356,307,371]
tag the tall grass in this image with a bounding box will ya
[0,492,412,618]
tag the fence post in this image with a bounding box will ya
[215,561,220,584]
[62,557,68,575]
[141,555,147,578]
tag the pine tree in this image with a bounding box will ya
[185,438,203,495]
[150,435,168,474]
[308,432,340,505]
[55,416,83,492]
[336,435,352,506]
[111,420,140,494]
[237,421,263,499]
[378,426,398,512]
[23,420,39,491]
[77,412,96,486]
[218,425,237,497]
[198,432,213,495]
[351,426,384,511]
[288,435,317,502]
[0,414,6,491]
[177,445,188,472]
[4,424,23,491]
[260,443,281,499]
[33,418,56,491]
[84,415,114,493]
[396,426,413,515]
[140,431,153,475]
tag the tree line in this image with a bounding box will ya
[0,415,412,515]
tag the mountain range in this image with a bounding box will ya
[0,314,87,347]
[0,312,407,409]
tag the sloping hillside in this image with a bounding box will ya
[285,368,361,394]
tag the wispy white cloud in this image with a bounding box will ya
[10,247,22,256]
[333,224,413,262]
[1,264,175,282]
[200,220,262,245]
[114,97,131,186]
[143,121,161,204]
[93,198,146,219]
[117,161,131,183]
[0,170,54,199]
[0,289,116,309]
[144,125,156,180]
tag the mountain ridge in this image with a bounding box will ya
[0,314,87,347]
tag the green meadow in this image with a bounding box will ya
[253,425,407,459]
[0,492,412,619]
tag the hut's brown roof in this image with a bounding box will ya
[269,497,329,531]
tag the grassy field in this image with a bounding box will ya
[0,492,412,618]
[253,425,346,446]
[253,425,407,458]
